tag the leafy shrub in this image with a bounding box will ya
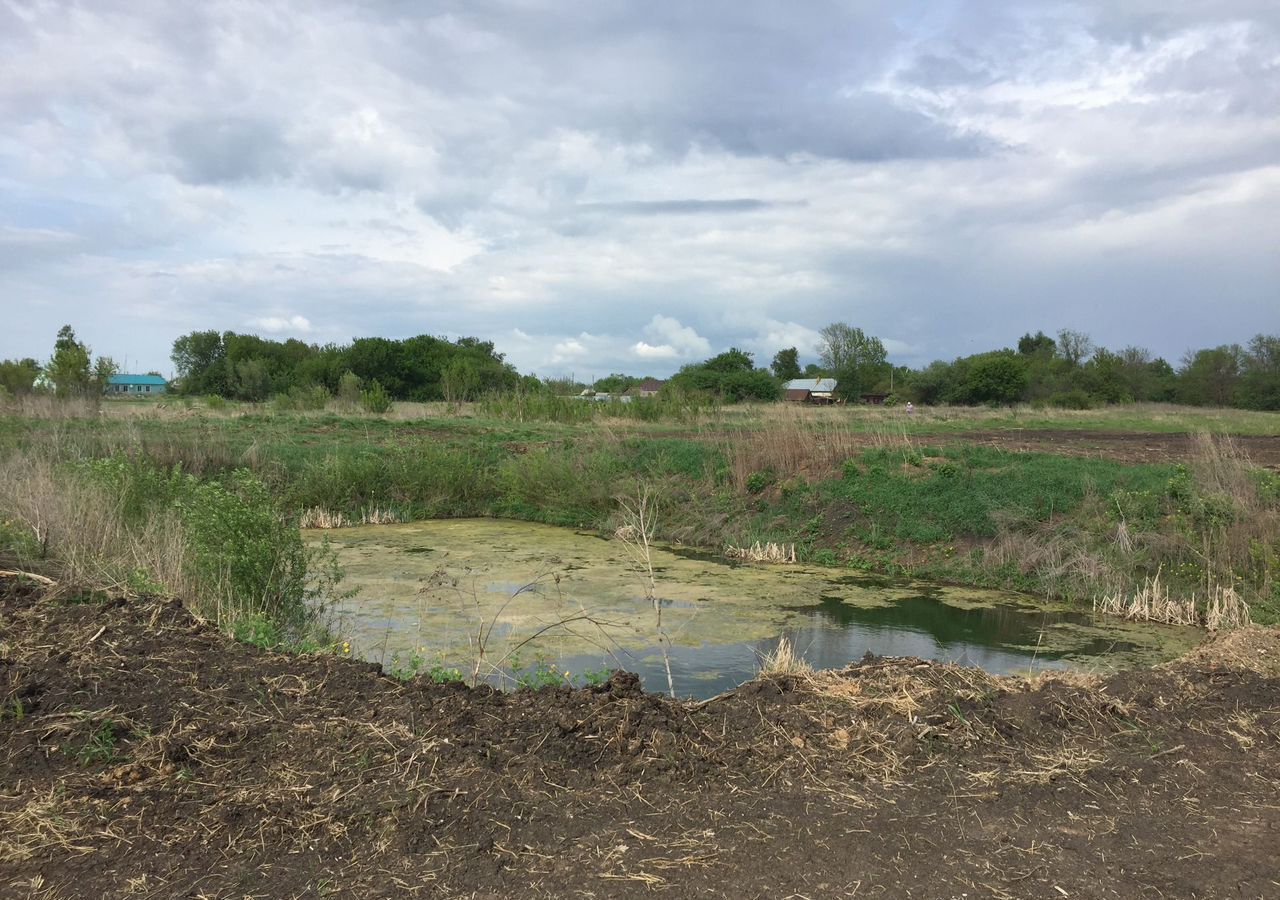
[361,380,392,413]
[495,447,621,524]
[1049,389,1093,410]
[1109,489,1161,524]
[273,384,330,412]
[173,468,340,635]
[745,471,772,494]
[337,371,362,409]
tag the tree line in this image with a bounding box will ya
[576,326,1280,410]
[1,324,1276,411]
[168,330,529,402]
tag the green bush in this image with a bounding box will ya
[175,468,340,635]
[495,447,622,524]
[361,380,392,414]
[1049,389,1093,410]
[337,371,362,409]
[273,384,330,412]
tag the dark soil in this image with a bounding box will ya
[950,429,1280,468]
[3,576,1279,899]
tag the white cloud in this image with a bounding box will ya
[250,315,312,333]
[640,315,712,357]
[1,1,1277,373]
[632,341,679,359]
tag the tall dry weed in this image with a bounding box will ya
[0,453,195,600]
[716,406,867,490]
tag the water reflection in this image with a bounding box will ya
[313,518,1199,700]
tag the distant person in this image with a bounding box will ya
[905,402,914,414]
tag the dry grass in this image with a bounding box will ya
[0,453,195,602]
[724,541,797,564]
[299,506,402,529]
[757,636,813,678]
[1094,570,1251,629]
[0,395,102,420]
[717,405,866,490]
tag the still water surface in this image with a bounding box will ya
[312,519,1200,699]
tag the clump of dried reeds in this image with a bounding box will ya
[1094,569,1251,629]
[298,506,401,529]
[757,636,812,677]
[717,405,866,490]
[1094,570,1199,626]
[725,541,797,564]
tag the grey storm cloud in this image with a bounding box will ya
[0,0,1278,376]
[574,199,788,216]
[168,116,293,185]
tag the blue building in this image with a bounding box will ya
[106,374,168,396]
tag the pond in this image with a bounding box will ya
[310,519,1201,700]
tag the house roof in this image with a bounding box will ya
[635,378,666,391]
[783,378,837,393]
[108,374,167,386]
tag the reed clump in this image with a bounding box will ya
[758,636,813,677]
[1094,569,1251,629]
[725,541,797,564]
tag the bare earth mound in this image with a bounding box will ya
[2,577,1278,899]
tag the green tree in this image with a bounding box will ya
[441,357,483,402]
[0,358,41,396]
[770,347,801,381]
[1177,345,1243,407]
[1238,334,1280,411]
[1017,331,1056,356]
[171,330,229,395]
[91,355,120,394]
[235,358,272,402]
[1056,329,1094,367]
[952,350,1028,405]
[46,325,93,398]
[336,370,363,409]
[669,349,780,402]
[818,323,888,401]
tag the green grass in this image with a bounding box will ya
[829,445,1171,543]
[3,399,1277,623]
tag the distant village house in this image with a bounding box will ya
[782,378,838,404]
[106,374,168,396]
[632,378,666,397]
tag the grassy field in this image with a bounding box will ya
[2,395,1277,629]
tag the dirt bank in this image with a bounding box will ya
[2,577,1278,899]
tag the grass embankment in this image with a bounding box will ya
[2,398,1278,625]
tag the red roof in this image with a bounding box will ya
[784,388,812,402]
[636,378,666,392]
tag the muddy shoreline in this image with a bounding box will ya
[2,576,1279,898]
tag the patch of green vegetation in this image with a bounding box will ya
[828,446,1171,543]
[76,720,121,767]
[386,651,465,684]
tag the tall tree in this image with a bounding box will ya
[818,323,888,400]
[1017,331,1056,356]
[770,347,801,381]
[46,325,92,398]
[1056,330,1095,367]
[1239,334,1280,411]
[1178,345,1243,407]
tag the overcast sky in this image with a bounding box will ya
[2,1,1277,378]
